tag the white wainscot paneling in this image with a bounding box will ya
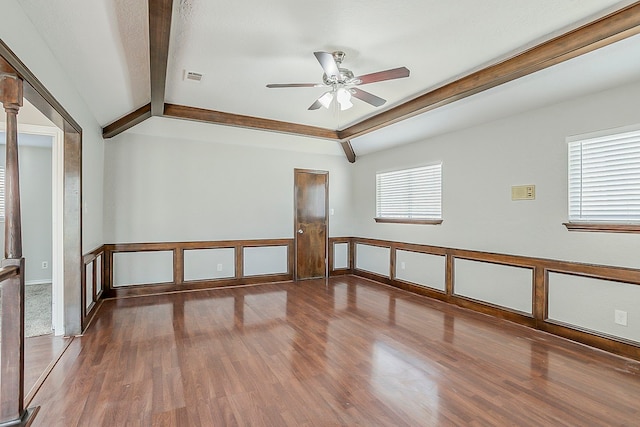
[184,248,235,281]
[548,273,640,343]
[454,259,532,314]
[243,246,288,276]
[395,250,445,291]
[333,242,349,269]
[85,263,93,309]
[355,244,390,278]
[96,255,102,293]
[113,251,174,287]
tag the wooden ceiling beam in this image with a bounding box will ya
[338,2,640,141]
[340,141,356,163]
[149,0,173,116]
[102,103,151,138]
[163,103,340,141]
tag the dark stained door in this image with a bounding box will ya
[294,169,328,280]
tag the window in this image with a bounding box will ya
[375,164,442,224]
[567,127,640,232]
[0,167,4,221]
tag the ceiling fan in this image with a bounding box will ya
[266,51,410,111]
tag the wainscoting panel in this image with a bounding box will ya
[95,255,103,293]
[355,244,390,277]
[85,263,93,310]
[85,237,640,360]
[333,242,349,270]
[113,251,174,287]
[548,272,640,343]
[184,248,235,281]
[243,246,288,276]
[454,259,533,315]
[395,250,446,291]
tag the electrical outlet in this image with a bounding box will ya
[614,309,628,326]
[42,261,48,269]
[217,263,223,272]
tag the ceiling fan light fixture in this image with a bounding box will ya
[337,87,353,110]
[318,91,333,109]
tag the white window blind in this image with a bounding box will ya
[376,164,442,220]
[0,167,4,220]
[568,129,640,223]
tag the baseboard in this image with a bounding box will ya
[25,280,52,286]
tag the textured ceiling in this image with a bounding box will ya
[352,32,640,155]
[13,0,640,156]
[18,0,150,126]
[165,0,635,130]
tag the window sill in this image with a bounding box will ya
[375,218,443,225]
[563,222,640,233]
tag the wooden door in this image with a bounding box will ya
[294,169,328,280]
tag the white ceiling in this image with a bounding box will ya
[14,0,640,156]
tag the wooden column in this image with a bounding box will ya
[0,67,30,425]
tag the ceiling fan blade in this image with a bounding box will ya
[351,88,386,107]
[356,67,410,85]
[308,90,333,110]
[314,51,340,79]
[308,99,323,110]
[266,83,322,88]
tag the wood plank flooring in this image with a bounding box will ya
[30,276,640,426]
[25,333,68,399]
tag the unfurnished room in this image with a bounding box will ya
[1,1,640,426]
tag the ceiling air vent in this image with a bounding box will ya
[184,70,203,83]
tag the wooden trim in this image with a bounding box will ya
[340,140,356,163]
[2,37,85,338]
[102,239,295,297]
[0,265,19,282]
[353,268,392,286]
[102,104,151,138]
[163,103,340,141]
[0,259,25,423]
[533,267,546,321]
[328,237,353,273]
[445,253,454,296]
[81,246,105,331]
[338,3,640,141]
[375,218,443,225]
[541,319,640,360]
[149,0,173,116]
[563,222,640,233]
[347,236,640,360]
[173,248,184,285]
[103,275,293,299]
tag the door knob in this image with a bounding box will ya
[297,229,303,234]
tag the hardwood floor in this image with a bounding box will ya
[30,276,640,426]
[24,334,69,404]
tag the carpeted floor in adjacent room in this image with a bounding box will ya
[0,283,52,338]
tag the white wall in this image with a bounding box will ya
[351,79,640,344]
[0,0,104,252]
[104,129,353,243]
[351,80,640,270]
[0,142,52,284]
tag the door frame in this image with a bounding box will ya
[293,168,329,281]
[9,123,65,335]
